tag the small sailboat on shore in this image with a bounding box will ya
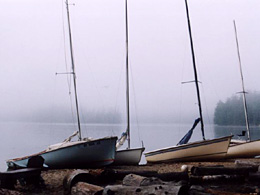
[7,0,117,169]
[113,0,145,165]
[226,21,260,158]
[144,0,232,163]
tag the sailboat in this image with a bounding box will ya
[113,0,145,165]
[144,0,232,163]
[6,0,117,169]
[226,21,260,158]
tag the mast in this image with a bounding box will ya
[65,0,82,140]
[233,20,251,141]
[184,0,205,140]
[125,0,130,149]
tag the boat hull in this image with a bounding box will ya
[7,137,117,169]
[144,136,232,163]
[113,147,145,165]
[226,139,260,158]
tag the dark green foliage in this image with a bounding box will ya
[214,92,260,126]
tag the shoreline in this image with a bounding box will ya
[3,158,260,194]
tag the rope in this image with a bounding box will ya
[61,0,77,132]
[111,57,125,135]
[129,59,143,145]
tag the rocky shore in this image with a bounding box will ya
[2,158,260,194]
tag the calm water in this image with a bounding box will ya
[1,122,260,171]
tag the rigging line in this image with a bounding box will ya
[78,98,88,138]
[87,64,106,113]
[184,0,205,140]
[61,0,72,94]
[61,0,77,130]
[190,43,210,125]
[195,40,221,103]
[201,83,212,127]
[129,60,143,143]
[111,57,125,135]
[233,20,250,141]
[65,0,82,140]
[179,38,188,132]
[195,53,213,130]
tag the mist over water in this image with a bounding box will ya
[1,121,260,171]
[1,1,260,171]
[0,0,260,126]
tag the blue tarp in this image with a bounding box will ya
[177,118,201,145]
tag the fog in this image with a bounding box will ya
[0,0,259,124]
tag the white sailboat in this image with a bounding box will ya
[226,21,260,158]
[113,0,145,165]
[144,0,232,163]
[6,0,117,169]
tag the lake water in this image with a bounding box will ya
[1,122,260,171]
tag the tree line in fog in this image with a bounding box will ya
[2,107,122,124]
[214,91,260,126]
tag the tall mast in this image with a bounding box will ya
[184,0,205,140]
[233,20,250,141]
[65,0,82,140]
[125,0,130,149]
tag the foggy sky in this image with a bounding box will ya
[0,0,260,124]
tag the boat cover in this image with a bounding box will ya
[116,132,127,150]
[177,118,201,145]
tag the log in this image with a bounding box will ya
[63,169,96,195]
[71,182,103,195]
[99,169,157,182]
[189,185,212,195]
[191,166,258,176]
[235,160,259,167]
[157,172,189,181]
[99,169,188,183]
[248,172,260,181]
[190,174,245,184]
[103,183,188,195]
[122,174,163,186]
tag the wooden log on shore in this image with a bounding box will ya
[99,169,157,182]
[191,166,258,176]
[189,185,212,195]
[63,170,96,195]
[71,182,103,195]
[122,174,163,186]
[190,174,245,184]
[99,169,188,183]
[103,183,188,195]
[248,172,260,181]
[235,160,260,167]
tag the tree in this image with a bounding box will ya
[214,91,260,126]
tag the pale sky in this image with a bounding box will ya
[0,0,259,124]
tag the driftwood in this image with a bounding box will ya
[71,182,103,195]
[235,160,260,168]
[122,174,163,186]
[191,166,258,176]
[99,169,188,183]
[103,183,188,195]
[63,169,95,195]
[189,185,212,195]
[248,172,260,181]
[190,174,245,184]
